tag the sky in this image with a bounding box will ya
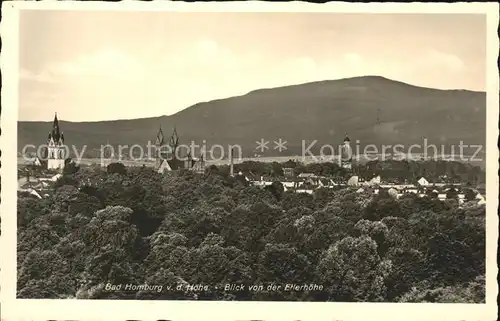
[19,11,486,121]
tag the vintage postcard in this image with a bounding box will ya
[1,1,498,320]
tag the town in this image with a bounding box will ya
[18,113,486,207]
[16,115,487,303]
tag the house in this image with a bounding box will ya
[282,181,298,189]
[298,173,317,179]
[283,167,295,178]
[368,175,381,186]
[298,173,320,185]
[318,178,331,187]
[387,188,398,198]
[157,159,173,173]
[417,177,430,186]
[347,176,359,186]
[51,173,63,182]
[33,157,42,167]
[477,193,486,205]
[18,188,42,199]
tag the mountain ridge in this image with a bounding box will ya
[18,75,486,158]
[20,76,484,124]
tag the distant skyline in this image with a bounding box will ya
[19,11,486,121]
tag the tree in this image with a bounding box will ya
[206,164,220,175]
[63,159,80,175]
[270,161,284,177]
[304,214,352,263]
[265,181,284,200]
[354,220,389,257]
[77,246,141,299]
[399,275,485,303]
[364,198,401,221]
[16,160,486,302]
[107,162,127,175]
[446,187,459,200]
[255,243,312,300]
[54,175,79,189]
[384,248,426,300]
[464,188,477,202]
[316,236,392,301]
[17,196,52,228]
[425,232,479,285]
[68,192,102,217]
[221,202,282,253]
[17,250,75,298]
[53,185,80,212]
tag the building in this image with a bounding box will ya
[297,173,317,179]
[154,125,166,169]
[417,177,430,186]
[46,113,66,170]
[340,134,353,169]
[283,167,295,178]
[368,175,381,186]
[347,175,359,186]
[297,173,321,186]
[229,147,235,176]
[154,126,205,174]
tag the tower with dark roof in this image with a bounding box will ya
[154,125,205,174]
[168,127,182,170]
[154,125,165,169]
[155,126,183,172]
[341,133,352,169]
[170,127,179,151]
[47,113,66,170]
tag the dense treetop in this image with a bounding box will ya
[17,161,485,302]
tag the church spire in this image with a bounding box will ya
[50,112,62,142]
[170,126,179,148]
[155,125,165,146]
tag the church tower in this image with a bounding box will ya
[169,127,181,169]
[154,125,165,169]
[47,113,66,170]
[169,127,180,155]
[340,133,352,169]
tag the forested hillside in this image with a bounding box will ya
[18,76,486,157]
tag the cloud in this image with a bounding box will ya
[421,49,466,72]
[56,49,142,77]
[344,52,363,66]
[19,68,56,83]
[18,40,472,121]
[21,48,143,83]
[194,39,219,61]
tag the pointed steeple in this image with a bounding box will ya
[51,112,62,142]
[170,127,179,148]
[344,133,351,143]
[156,125,165,146]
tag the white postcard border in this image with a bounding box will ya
[1,1,498,320]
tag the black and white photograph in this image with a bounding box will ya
[1,1,498,320]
